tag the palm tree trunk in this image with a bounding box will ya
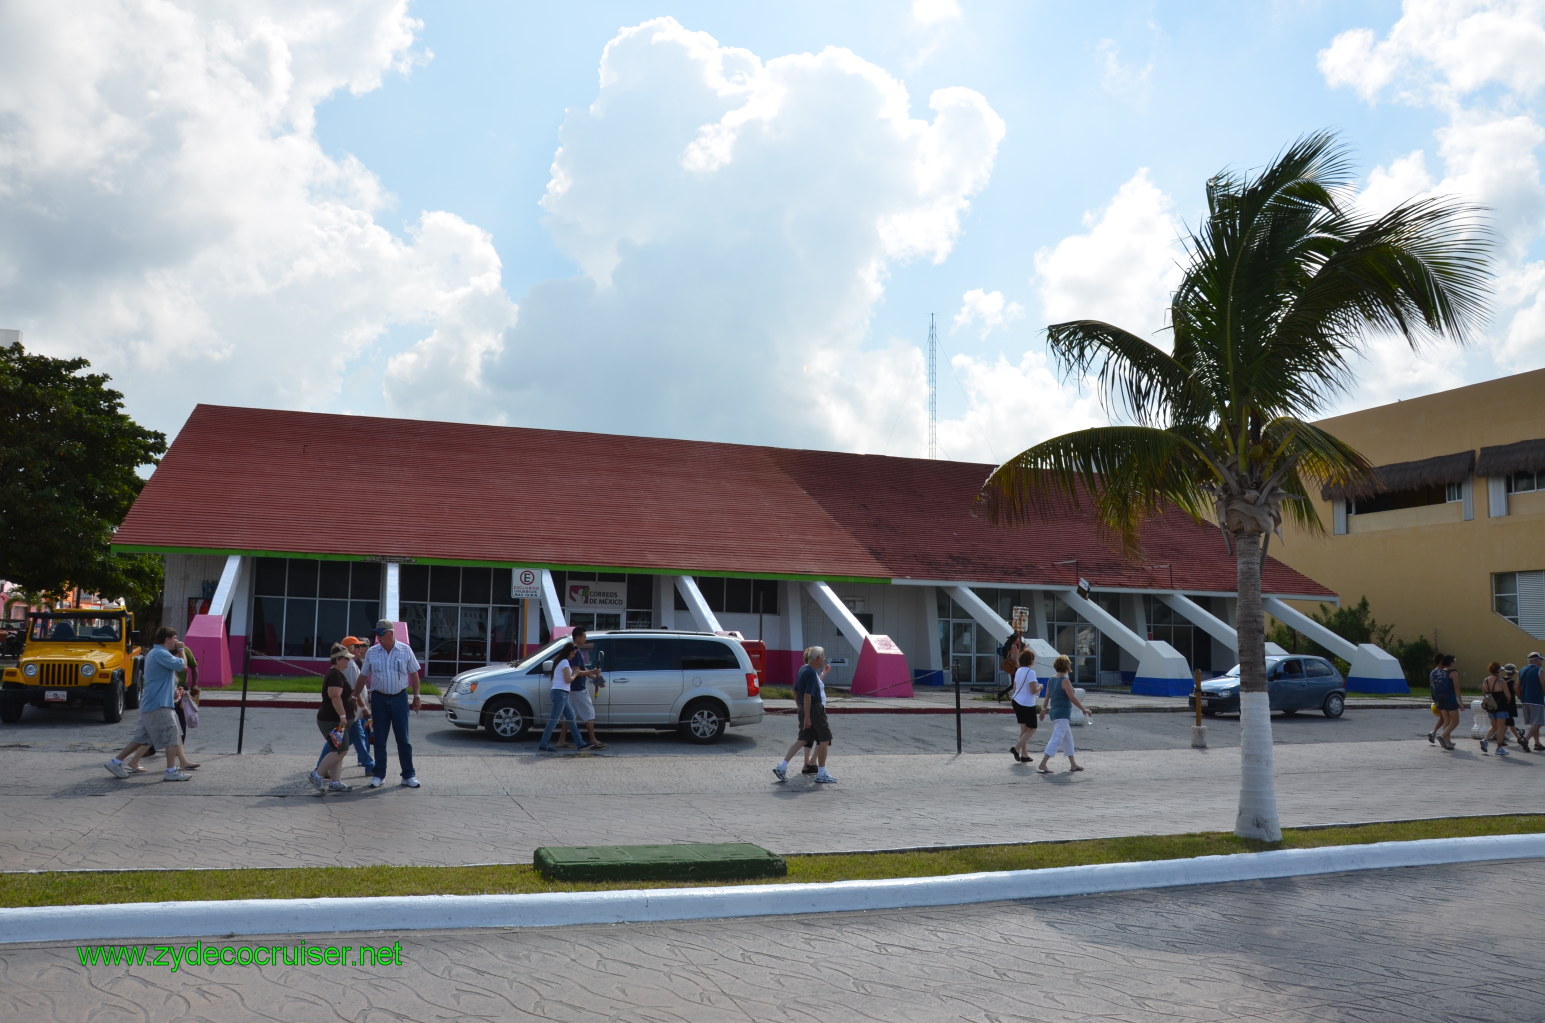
[1234,531,1282,842]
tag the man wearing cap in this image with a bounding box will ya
[356,619,423,789]
[1520,652,1545,753]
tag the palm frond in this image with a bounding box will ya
[1043,320,1194,425]
[979,426,1214,554]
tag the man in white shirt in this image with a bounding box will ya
[356,619,423,789]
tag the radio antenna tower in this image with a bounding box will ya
[927,313,938,459]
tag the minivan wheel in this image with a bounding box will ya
[1322,692,1345,719]
[680,700,728,744]
[484,698,532,741]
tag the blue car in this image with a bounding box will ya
[1191,655,1347,718]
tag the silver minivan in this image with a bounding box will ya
[441,630,764,744]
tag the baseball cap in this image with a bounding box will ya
[1530,651,1543,660]
[341,635,364,648]
[374,619,395,634]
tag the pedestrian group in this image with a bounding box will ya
[1429,650,1544,756]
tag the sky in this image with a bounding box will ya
[2,0,1543,467]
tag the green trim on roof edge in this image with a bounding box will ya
[109,545,887,584]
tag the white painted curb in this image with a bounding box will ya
[5,834,1541,945]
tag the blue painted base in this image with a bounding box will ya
[1131,677,1193,697]
[913,669,946,687]
[1347,676,1410,694]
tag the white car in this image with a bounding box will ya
[442,630,764,744]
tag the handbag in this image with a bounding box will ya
[180,695,200,729]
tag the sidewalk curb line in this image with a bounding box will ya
[6,835,1539,945]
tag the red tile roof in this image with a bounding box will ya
[115,405,1333,598]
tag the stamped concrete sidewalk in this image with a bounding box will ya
[0,736,1528,873]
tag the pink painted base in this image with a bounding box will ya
[762,649,802,688]
[852,635,913,698]
[185,614,232,689]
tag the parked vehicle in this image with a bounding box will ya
[1191,655,1346,718]
[0,609,142,723]
[442,630,764,744]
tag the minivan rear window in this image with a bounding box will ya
[680,639,739,671]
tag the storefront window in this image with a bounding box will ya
[400,564,518,678]
[251,558,381,657]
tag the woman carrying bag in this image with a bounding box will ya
[1008,649,1040,764]
[1037,656,1089,774]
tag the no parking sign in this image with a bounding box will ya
[511,568,542,600]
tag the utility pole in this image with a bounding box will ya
[927,313,938,460]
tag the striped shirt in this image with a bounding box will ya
[361,642,421,696]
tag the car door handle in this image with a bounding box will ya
[612,676,630,683]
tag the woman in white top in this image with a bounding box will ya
[537,641,592,753]
[1009,649,1040,764]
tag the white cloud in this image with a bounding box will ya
[937,350,1106,464]
[1322,0,1545,393]
[0,1,515,436]
[1319,0,1545,107]
[387,17,1006,454]
[1031,169,1182,339]
[1095,36,1155,110]
[952,288,1024,338]
[911,0,962,28]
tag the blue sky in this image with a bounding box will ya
[2,1,1541,462]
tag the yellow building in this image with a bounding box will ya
[1275,368,1545,691]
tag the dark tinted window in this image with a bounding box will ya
[318,560,351,599]
[399,564,429,602]
[680,639,740,671]
[1279,660,1304,679]
[627,573,653,610]
[461,566,492,604]
[1306,659,1336,678]
[254,558,287,596]
[287,559,319,597]
[352,561,382,600]
[430,566,460,603]
[593,637,678,673]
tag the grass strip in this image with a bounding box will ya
[208,677,441,696]
[3,815,1540,909]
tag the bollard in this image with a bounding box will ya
[1470,698,1487,739]
[1071,688,1091,726]
[1190,668,1208,749]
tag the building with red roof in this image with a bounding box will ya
[116,405,1342,696]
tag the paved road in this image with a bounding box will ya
[0,701,1455,758]
[4,860,1540,1022]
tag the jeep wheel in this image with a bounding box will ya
[102,678,125,724]
[484,697,532,741]
[0,699,21,724]
[679,699,728,744]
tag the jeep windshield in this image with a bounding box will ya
[28,615,122,643]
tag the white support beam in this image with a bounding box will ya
[945,585,1058,668]
[1061,588,1191,694]
[653,575,676,629]
[382,562,402,623]
[206,555,245,618]
[1159,593,1238,650]
[541,570,565,631]
[1263,597,1357,661]
[1057,589,1148,658]
[804,581,868,650]
[675,576,722,633]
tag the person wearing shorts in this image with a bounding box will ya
[1428,654,1461,751]
[773,646,835,783]
[103,627,192,782]
[556,628,605,750]
[1519,652,1544,752]
[1009,649,1041,764]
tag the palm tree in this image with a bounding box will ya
[979,132,1491,840]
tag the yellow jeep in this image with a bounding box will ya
[0,609,142,724]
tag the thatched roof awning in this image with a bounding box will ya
[1476,438,1545,478]
[1321,450,1474,500]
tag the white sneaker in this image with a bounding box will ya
[368,777,384,788]
[328,781,353,792]
[163,768,192,782]
[104,760,129,779]
[772,764,787,782]
[307,771,325,792]
[813,772,837,784]
[401,776,421,788]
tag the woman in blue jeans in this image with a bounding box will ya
[538,642,593,753]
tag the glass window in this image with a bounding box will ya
[1351,483,1450,514]
[458,606,489,662]
[399,564,429,602]
[252,596,284,655]
[352,562,381,600]
[1445,481,1463,503]
[1278,659,1304,679]
[1306,660,1335,678]
[316,599,349,653]
[287,560,319,598]
[1506,471,1542,494]
[489,606,520,662]
[254,558,287,597]
[681,639,740,670]
[318,561,350,599]
[598,637,678,672]
[724,577,752,614]
[430,566,460,603]
[349,600,379,641]
[461,567,492,605]
[627,573,653,610]
[284,599,318,657]
[752,579,779,615]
